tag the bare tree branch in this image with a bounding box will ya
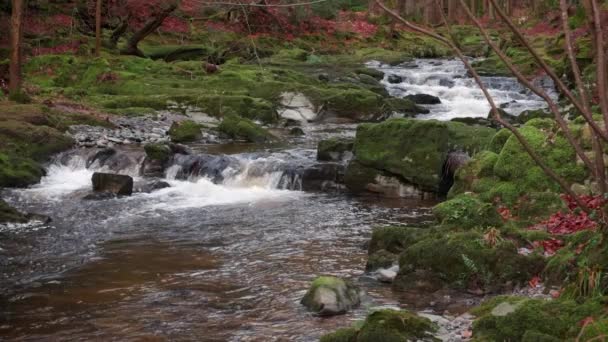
[374,0,590,211]
[456,0,599,185]
[488,0,608,142]
[560,0,606,194]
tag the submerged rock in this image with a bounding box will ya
[387,74,403,84]
[91,172,133,196]
[301,276,361,316]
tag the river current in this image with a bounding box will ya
[0,58,553,341]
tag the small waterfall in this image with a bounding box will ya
[368,58,557,120]
[44,147,331,195]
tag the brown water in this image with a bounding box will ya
[0,157,443,341]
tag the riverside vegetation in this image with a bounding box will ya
[2,0,608,341]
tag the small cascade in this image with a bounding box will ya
[45,146,345,194]
[368,58,557,120]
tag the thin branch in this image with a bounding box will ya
[374,0,590,212]
[488,0,608,142]
[187,0,329,7]
[590,0,608,128]
[457,0,599,184]
[560,0,606,194]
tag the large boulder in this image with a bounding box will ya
[91,172,133,196]
[394,230,545,292]
[301,276,361,316]
[347,119,495,193]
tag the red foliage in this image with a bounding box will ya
[161,17,190,33]
[533,238,564,256]
[528,195,605,255]
[498,206,513,221]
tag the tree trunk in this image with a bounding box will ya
[108,17,129,48]
[122,3,177,57]
[95,0,102,56]
[9,0,24,95]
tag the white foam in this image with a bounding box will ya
[370,58,556,121]
[140,177,301,210]
[25,164,94,199]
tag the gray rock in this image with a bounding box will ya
[387,74,403,84]
[301,276,361,316]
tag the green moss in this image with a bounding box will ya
[317,138,354,161]
[356,309,437,342]
[397,230,545,290]
[218,114,274,143]
[433,194,502,229]
[493,122,588,194]
[488,128,512,154]
[168,120,202,143]
[144,143,171,162]
[352,119,495,192]
[355,67,384,80]
[320,328,358,342]
[321,309,437,342]
[472,297,605,341]
[368,226,427,254]
[0,153,45,188]
[343,160,384,193]
[448,151,498,198]
[381,97,426,116]
[300,276,359,313]
[0,199,28,224]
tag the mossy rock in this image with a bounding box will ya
[368,226,427,255]
[317,138,354,161]
[144,143,171,162]
[218,114,274,143]
[433,194,502,229]
[0,199,28,224]
[320,309,437,342]
[300,276,361,316]
[355,67,384,81]
[382,97,428,116]
[168,120,202,143]
[0,119,73,188]
[0,153,45,188]
[472,297,605,341]
[352,119,494,192]
[320,327,359,342]
[366,249,398,271]
[518,109,552,124]
[493,121,588,195]
[366,226,427,271]
[448,151,498,198]
[488,128,512,154]
[396,230,545,291]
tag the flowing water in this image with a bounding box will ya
[0,59,552,341]
[369,58,556,120]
